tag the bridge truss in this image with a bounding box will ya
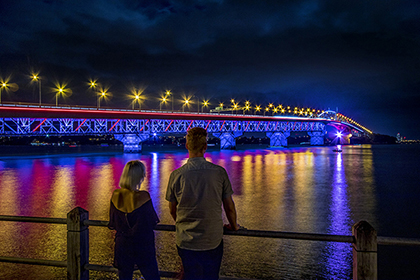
[0,118,326,136]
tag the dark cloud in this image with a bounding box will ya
[1,0,420,138]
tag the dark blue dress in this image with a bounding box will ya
[108,199,160,279]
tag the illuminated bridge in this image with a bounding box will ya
[0,105,370,152]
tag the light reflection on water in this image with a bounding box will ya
[0,145,382,279]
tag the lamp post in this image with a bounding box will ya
[202,100,209,112]
[56,87,65,107]
[0,82,8,104]
[165,90,173,112]
[160,96,167,111]
[233,103,238,115]
[183,99,189,112]
[133,95,140,110]
[98,90,106,109]
[32,75,41,107]
[254,105,261,115]
[264,107,270,116]
[89,80,98,107]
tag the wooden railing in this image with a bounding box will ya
[1,207,420,280]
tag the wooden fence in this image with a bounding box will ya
[1,206,420,280]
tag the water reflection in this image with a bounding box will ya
[325,152,352,278]
[0,147,379,279]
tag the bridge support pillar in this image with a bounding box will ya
[212,132,243,150]
[308,131,325,145]
[114,134,150,153]
[266,131,290,147]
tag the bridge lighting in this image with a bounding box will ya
[244,105,250,115]
[281,108,285,113]
[255,105,261,114]
[269,103,273,108]
[160,96,168,110]
[0,82,8,104]
[264,107,269,116]
[165,90,174,112]
[182,98,191,112]
[98,90,107,109]
[54,83,71,107]
[202,100,209,112]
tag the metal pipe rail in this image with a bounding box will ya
[3,215,419,247]
[1,212,420,280]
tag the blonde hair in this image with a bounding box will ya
[119,160,146,191]
[186,127,207,153]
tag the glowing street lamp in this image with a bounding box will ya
[54,84,71,107]
[98,90,107,109]
[183,98,190,112]
[32,74,42,106]
[0,82,8,104]
[165,90,173,112]
[244,105,250,115]
[160,96,168,111]
[56,87,64,106]
[264,106,270,116]
[202,100,209,112]
[232,102,238,115]
[254,105,261,114]
[133,94,140,110]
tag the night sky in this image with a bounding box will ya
[1,0,420,139]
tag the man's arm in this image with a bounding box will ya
[169,201,177,222]
[223,195,239,230]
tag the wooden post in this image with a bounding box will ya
[352,221,377,280]
[67,207,89,280]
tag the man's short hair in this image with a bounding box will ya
[119,160,146,191]
[186,127,207,153]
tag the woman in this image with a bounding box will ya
[108,160,160,280]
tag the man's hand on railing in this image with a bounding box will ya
[223,223,246,232]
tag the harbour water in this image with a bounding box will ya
[0,144,419,279]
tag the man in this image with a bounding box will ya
[166,127,239,280]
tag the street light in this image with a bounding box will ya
[202,100,209,112]
[98,90,106,109]
[160,96,168,111]
[166,90,173,112]
[133,94,140,110]
[264,107,270,116]
[183,98,190,112]
[254,105,261,115]
[232,103,238,115]
[32,74,41,106]
[88,79,98,107]
[56,87,64,106]
[0,82,8,104]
